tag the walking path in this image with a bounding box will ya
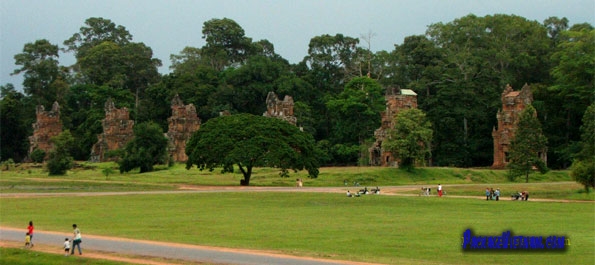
[0,227,379,265]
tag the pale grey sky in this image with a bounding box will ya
[1,0,594,92]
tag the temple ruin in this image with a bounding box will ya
[28,101,63,159]
[369,87,418,166]
[491,84,546,168]
[90,98,135,162]
[263,91,297,125]
[166,94,201,162]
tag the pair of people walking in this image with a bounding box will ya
[63,224,82,256]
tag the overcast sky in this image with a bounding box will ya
[2,0,594,92]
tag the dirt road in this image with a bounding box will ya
[0,226,382,265]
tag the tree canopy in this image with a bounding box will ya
[571,103,595,192]
[3,15,594,175]
[186,113,320,185]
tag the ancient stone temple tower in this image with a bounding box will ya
[491,83,545,168]
[28,101,62,158]
[166,94,201,162]
[369,87,418,166]
[90,99,135,162]
[263,91,297,125]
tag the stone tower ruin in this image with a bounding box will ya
[369,87,418,166]
[263,91,297,125]
[491,84,546,168]
[28,101,62,159]
[90,98,135,162]
[166,94,201,162]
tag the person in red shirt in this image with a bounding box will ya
[27,221,34,247]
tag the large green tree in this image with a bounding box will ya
[325,77,385,164]
[12,39,65,107]
[186,114,320,186]
[542,25,595,168]
[64,17,133,60]
[201,18,253,70]
[571,103,595,192]
[384,108,433,171]
[0,84,35,162]
[119,122,169,173]
[507,105,548,182]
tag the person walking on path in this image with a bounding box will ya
[27,221,34,247]
[24,233,31,248]
[437,184,443,197]
[71,224,82,255]
[64,238,71,256]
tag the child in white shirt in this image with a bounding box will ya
[64,238,70,256]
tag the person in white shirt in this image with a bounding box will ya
[64,238,70,256]
[71,224,82,255]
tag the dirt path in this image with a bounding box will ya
[2,184,592,203]
[0,227,381,265]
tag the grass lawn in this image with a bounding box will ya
[2,163,591,201]
[1,192,593,265]
[0,247,131,265]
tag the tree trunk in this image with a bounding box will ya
[238,164,252,186]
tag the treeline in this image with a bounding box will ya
[1,15,593,169]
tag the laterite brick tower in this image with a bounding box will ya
[369,87,417,166]
[28,101,63,159]
[491,83,546,168]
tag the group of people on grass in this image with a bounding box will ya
[346,186,380,197]
[511,191,530,201]
[485,188,501,200]
[420,184,444,197]
[24,221,83,256]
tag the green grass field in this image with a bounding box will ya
[2,192,594,264]
[0,247,131,265]
[1,164,594,264]
[1,163,591,200]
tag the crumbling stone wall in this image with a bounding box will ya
[28,101,62,159]
[491,84,545,168]
[166,94,201,162]
[90,98,135,162]
[369,87,418,166]
[263,91,297,125]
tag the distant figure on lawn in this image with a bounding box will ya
[486,188,491,200]
[346,190,352,197]
[71,224,82,255]
[522,191,529,201]
[438,184,443,197]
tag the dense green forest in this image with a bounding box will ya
[1,14,593,169]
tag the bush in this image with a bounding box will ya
[46,131,75,176]
[30,149,46,163]
[47,154,73,175]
